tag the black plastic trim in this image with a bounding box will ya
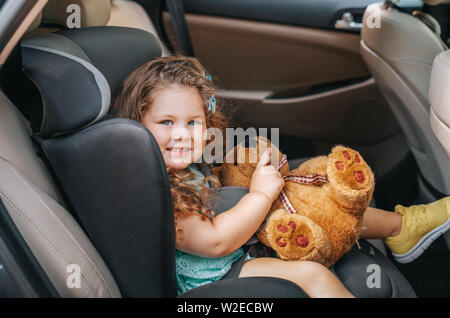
[181,0,423,31]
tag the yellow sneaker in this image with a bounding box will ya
[384,197,450,263]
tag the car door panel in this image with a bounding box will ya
[163,11,400,144]
[234,78,399,144]
[167,13,368,91]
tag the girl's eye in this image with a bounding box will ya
[188,120,202,126]
[160,120,173,126]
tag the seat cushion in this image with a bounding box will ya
[332,240,416,297]
[0,92,121,297]
[0,92,60,203]
[180,277,308,298]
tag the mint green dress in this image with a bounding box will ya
[175,164,247,295]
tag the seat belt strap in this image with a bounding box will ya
[134,0,174,53]
[164,0,194,56]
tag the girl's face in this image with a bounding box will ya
[142,85,207,170]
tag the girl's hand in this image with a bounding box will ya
[249,148,285,202]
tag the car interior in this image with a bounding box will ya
[0,0,449,298]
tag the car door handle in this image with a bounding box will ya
[334,12,362,31]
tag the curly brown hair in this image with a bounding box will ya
[111,56,229,240]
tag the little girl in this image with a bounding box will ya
[112,56,450,298]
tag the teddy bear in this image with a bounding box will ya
[212,136,375,267]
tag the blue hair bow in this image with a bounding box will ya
[203,72,216,113]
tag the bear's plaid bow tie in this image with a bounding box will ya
[277,155,328,214]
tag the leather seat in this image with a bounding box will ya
[430,50,450,159]
[32,0,170,55]
[0,15,122,297]
[360,0,450,198]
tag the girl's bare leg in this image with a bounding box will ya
[238,257,354,298]
[360,207,402,239]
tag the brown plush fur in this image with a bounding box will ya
[213,136,375,267]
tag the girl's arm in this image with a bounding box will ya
[176,148,284,258]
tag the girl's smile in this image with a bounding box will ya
[142,84,207,170]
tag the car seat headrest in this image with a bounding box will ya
[21,26,162,138]
[42,0,112,28]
